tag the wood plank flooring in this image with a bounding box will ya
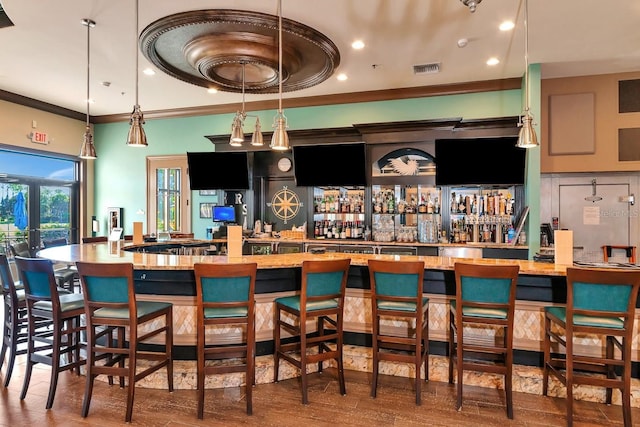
[1,358,638,426]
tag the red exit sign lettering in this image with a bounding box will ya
[31,131,49,144]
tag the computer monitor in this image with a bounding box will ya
[212,205,236,223]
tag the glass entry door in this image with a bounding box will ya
[38,185,74,245]
[0,149,78,255]
[0,183,29,255]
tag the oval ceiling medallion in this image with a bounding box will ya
[140,9,340,94]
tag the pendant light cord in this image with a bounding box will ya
[135,0,139,107]
[241,62,246,115]
[278,0,283,113]
[523,0,529,113]
[86,20,91,127]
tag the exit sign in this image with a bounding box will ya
[31,131,49,144]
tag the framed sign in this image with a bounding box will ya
[199,203,215,219]
[107,207,123,236]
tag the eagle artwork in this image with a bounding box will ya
[388,156,420,176]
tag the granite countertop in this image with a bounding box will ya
[37,242,563,276]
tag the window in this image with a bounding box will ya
[147,156,190,234]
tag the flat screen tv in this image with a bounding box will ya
[435,137,526,186]
[293,143,367,187]
[212,205,236,223]
[187,151,249,190]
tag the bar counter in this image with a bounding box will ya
[34,241,640,408]
[37,240,550,274]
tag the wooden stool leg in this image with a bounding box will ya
[542,314,550,396]
[448,311,455,385]
[300,320,308,405]
[370,314,379,398]
[274,307,281,383]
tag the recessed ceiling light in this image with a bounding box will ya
[336,73,348,81]
[351,40,365,50]
[486,57,500,66]
[207,88,218,94]
[143,68,156,76]
[499,20,515,31]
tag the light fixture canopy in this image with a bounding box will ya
[270,0,291,151]
[79,18,97,160]
[516,0,539,149]
[127,0,148,147]
[460,0,482,13]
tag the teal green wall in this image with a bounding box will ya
[93,88,529,243]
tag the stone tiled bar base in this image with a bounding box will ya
[131,344,640,408]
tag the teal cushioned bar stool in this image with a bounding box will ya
[14,256,86,409]
[543,267,640,427]
[75,261,173,423]
[193,262,257,418]
[0,253,30,387]
[368,259,428,405]
[449,262,519,419]
[274,258,351,404]
[11,241,78,293]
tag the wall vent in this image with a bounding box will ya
[413,62,441,75]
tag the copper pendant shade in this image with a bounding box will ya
[79,18,97,160]
[127,0,148,148]
[516,0,539,149]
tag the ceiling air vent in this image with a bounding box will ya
[413,62,441,75]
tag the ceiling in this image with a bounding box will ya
[0,0,638,118]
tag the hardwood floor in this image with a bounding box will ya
[1,357,638,426]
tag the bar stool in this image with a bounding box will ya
[10,241,78,293]
[14,256,86,409]
[274,258,351,404]
[368,259,428,405]
[449,262,519,419]
[193,262,257,418]
[1,253,29,387]
[42,238,80,292]
[75,261,173,423]
[543,267,640,427]
[602,245,637,264]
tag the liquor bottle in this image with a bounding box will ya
[426,192,434,214]
[450,192,457,213]
[419,193,427,213]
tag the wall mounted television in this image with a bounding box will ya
[435,137,526,186]
[212,205,236,223]
[187,151,249,190]
[292,143,367,187]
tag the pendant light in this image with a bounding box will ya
[79,18,97,159]
[126,0,148,147]
[270,0,290,151]
[229,62,264,147]
[516,0,539,149]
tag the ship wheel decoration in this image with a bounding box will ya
[267,186,303,224]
